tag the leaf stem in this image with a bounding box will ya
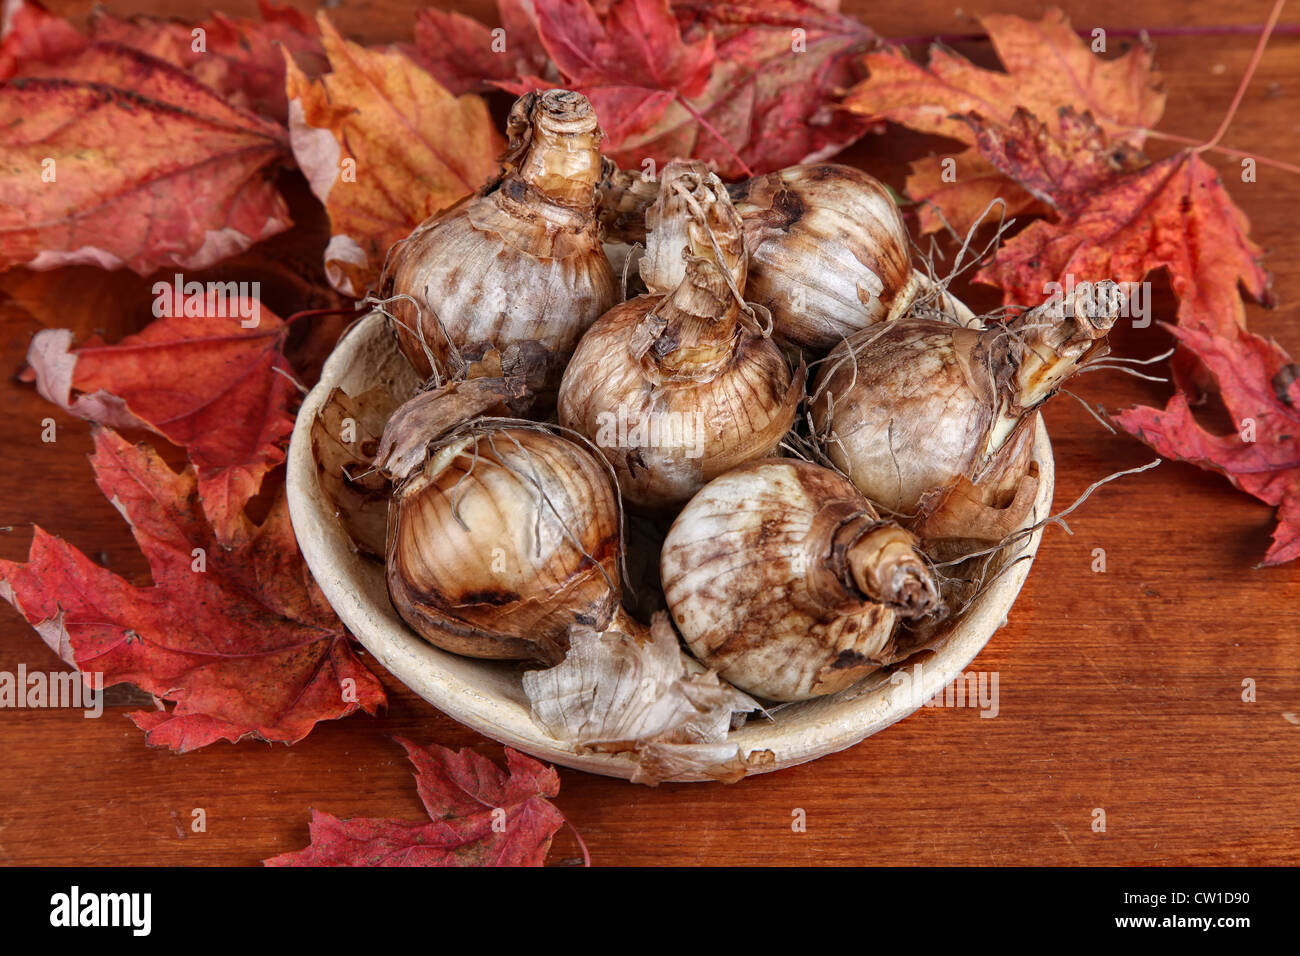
[565,819,591,867]
[673,92,754,178]
[1196,0,1289,154]
[1141,128,1300,176]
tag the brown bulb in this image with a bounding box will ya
[661,459,940,702]
[380,90,617,404]
[387,424,622,665]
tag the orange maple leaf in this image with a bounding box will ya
[976,145,1273,336]
[284,15,504,298]
[0,42,291,275]
[844,8,1165,234]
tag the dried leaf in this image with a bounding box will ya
[668,0,875,174]
[26,302,297,546]
[0,0,82,75]
[845,9,1164,233]
[963,107,1146,216]
[905,147,1045,236]
[977,149,1273,336]
[486,0,874,178]
[1114,325,1300,566]
[86,0,327,123]
[523,612,761,785]
[284,14,504,298]
[0,429,386,750]
[537,0,715,94]
[0,31,291,274]
[266,738,569,866]
[412,0,550,95]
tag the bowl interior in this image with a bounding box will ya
[287,313,1054,782]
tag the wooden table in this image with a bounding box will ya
[1,0,1297,866]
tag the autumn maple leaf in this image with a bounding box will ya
[0,34,292,275]
[85,0,327,124]
[975,135,1273,337]
[0,428,386,750]
[266,739,573,866]
[1113,325,1300,566]
[1,0,324,123]
[0,0,82,73]
[284,15,504,298]
[412,0,552,96]
[426,0,875,179]
[844,8,1165,234]
[26,304,299,547]
[846,11,1272,339]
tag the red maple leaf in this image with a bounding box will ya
[26,304,299,546]
[1114,325,1300,566]
[412,0,550,95]
[0,38,291,275]
[971,124,1272,337]
[0,0,82,73]
[0,429,386,749]
[266,739,574,866]
[441,0,874,178]
[86,0,327,123]
[2,0,325,123]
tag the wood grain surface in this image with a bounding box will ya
[1,0,1297,867]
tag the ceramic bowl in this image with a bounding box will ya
[286,311,1054,782]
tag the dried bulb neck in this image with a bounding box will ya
[799,506,937,620]
[500,90,603,210]
[994,279,1123,413]
[637,256,743,381]
[843,522,940,619]
[641,162,747,296]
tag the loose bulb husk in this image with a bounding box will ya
[661,459,941,702]
[386,422,622,665]
[380,90,617,402]
[597,157,661,245]
[812,280,1122,519]
[559,162,802,508]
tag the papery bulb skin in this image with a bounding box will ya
[559,162,801,508]
[812,280,1123,517]
[597,157,661,245]
[727,163,919,351]
[380,90,617,402]
[387,425,622,665]
[661,459,940,702]
[636,160,747,296]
